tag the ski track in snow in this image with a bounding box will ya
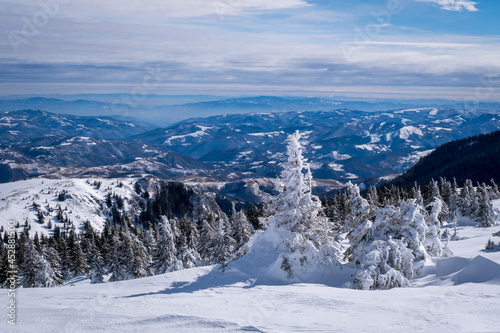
[2,203,500,332]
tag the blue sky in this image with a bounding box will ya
[0,0,499,100]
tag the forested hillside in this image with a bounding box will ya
[392,130,500,187]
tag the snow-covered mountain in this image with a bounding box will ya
[3,107,500,189]
[0,177,144,236]
[4,95,500,125]
[0,109,155,144]
[0,110,212,182]
[0,176,237,238]
[133,108,500,182]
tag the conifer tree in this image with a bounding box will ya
[351,199,430,289]
[230,208,252,249]
[129,233,153,278]
[108,232,127,282]
[212,218,236,264]
[89,247,106,284]
[198,219,215,264]
[490,179,499,199]
[153,217,182,274]
[460,179,475,216]
[367,186,380,208]
[0,246,9,287]
[261,131,342,278]
[476,186,496,227]
[19,239,41,288]
[35,245,63,287]
[345,182,372,260]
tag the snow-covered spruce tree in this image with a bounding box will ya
[152,216,182,274]
[0,246,10,288]
[476,186,496,227]
[352,237,413,290]
[129,232,153,278]
[350,200,412,289]
[349,195,451,290]
[485,239,498,251]
[367,186,380,208]
[66,230,90,279]
[198,218,216,264]
[259,131,341,279]
[41,244,63,287]
[490,179,499,199]
[89,247,106,284]
[108,231,127,282]
[344,182,373,260]
[35,245,63,287]
[228,208,253,261]
[411,183,424,207]
[212,217,236,264]
[230,208,252,250]
[141,226,158,267]
[460,179,475,217]
[424,180,450,257]
[18,239,41,288]
[448,185,460,240]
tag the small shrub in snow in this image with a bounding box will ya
[485,239,500,251]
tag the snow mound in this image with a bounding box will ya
[229,227,355,286]
[452,255,500,285]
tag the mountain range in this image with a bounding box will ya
[1,104,500,200]
[132,107,500,183]
[2,95,500,126]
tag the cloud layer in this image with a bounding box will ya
[0,0,496,100]
[415,0,479,12]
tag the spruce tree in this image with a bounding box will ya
[198,219,215,264]
[230,209,252,249]
[108,233,127,282]
[19,239,41,288]
[476,186,496,227]
[89,247,106,284]
[261,131,342,278]
[35,245,63,287]
[153,217,182,274]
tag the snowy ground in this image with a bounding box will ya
[2,204,500,332]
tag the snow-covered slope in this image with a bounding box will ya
[2,218,500,332]
[0,178,144,236]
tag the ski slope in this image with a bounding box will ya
[2,203,500,333]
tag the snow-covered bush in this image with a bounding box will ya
[352,238,413,290]
[348,195,451,290]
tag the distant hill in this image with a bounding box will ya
[133,108,500,182]
[391,130,500,187]
[0,109,155,143]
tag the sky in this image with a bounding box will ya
[0,0,499,101]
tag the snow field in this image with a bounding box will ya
[2,208,500,332]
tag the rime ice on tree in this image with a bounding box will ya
[232,131,342,282]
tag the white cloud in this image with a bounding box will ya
[0,0,310,20]
[415,0,479,12]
